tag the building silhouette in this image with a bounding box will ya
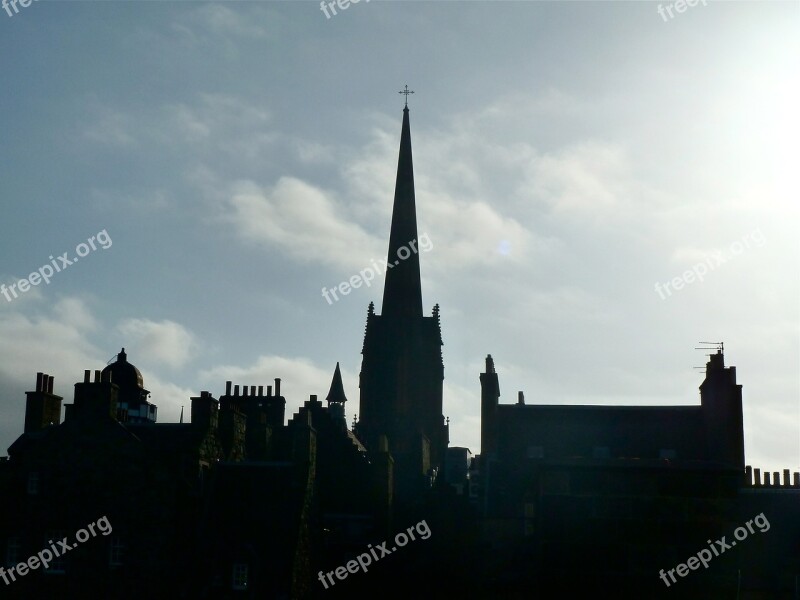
[1,104,798,599]
[476,349,800,597]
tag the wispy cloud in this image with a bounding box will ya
[116,318,197,370]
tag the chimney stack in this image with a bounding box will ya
[25,372,63,433]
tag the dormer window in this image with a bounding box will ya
[527,446,544,459]
[27,471,39,495]
[109,537,125,567]
[6,537,20,567]
[232,563,248,590]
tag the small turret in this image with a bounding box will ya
[326,362,348,427]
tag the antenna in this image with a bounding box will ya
[693,341,724,369]
[695,341,724,353]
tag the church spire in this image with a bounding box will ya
[326,362,348,405]
[326,362,347,427]
[381,103,423,318]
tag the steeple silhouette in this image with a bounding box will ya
[357,100,447,508]
[326,362,348,405]
[381,106,423,318]
[326,362,347,426]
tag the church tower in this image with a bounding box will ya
[356,98,447,506]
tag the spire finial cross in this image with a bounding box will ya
[398,85,414,108]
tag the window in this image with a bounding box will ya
[43,532,67,573]
[232,563,249,591]
[527,446,544,459]
[523,503,536,536]
[27,472,39,495]
[6,537,20,568]
[109,537,125,567]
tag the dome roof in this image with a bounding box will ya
[101,348,144,389]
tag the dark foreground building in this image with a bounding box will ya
[476,350,800,598]
[1,104,798,599]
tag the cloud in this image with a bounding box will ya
[225,177,382,270]
[0,298,101,386]
[524,141,638,215]
[83,107,139,147]
[116,318,197,370]
[141,375,197,424]
[187,5,274,40]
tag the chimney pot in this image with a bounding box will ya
[267,385,272,397]
[36,372,44,392]
[234,385,239,396]
[258,385,263,396]
[47,375,54,394]
[94,370,101,383]
[225,381,232,395]
[275,378,281,397]
[84,370,91,383]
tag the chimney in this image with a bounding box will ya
[517,391,525,405]
[191,392,219,431]
[700,349,744,468]
[480,354,501,457]
[275,378,282,397]
[24,372,63,433]
[71,370,119,421]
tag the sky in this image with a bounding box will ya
[0,0,798,472]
